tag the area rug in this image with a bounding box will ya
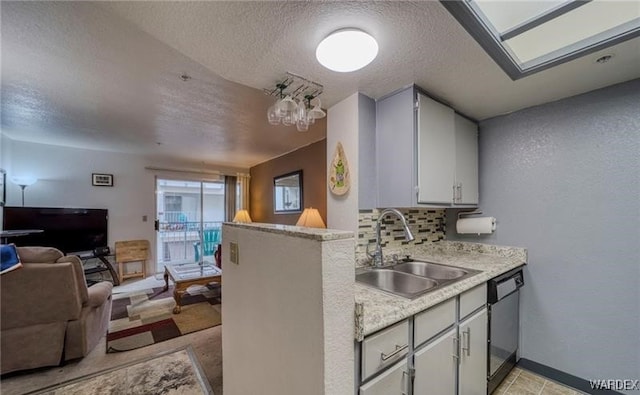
[107,284,221,353]
[26,346,213,394]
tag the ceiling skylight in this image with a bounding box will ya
[441,0,640,80]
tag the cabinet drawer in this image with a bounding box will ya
[460,283,487,319]
[359,358,408,395]
[361,320,409,381]
[414,298,456,347]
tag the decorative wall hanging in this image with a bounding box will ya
[329,142,350,196]
[274,170,303,213]
[92,173,114,187]
[0,169,5,207]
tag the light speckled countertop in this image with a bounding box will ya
[224,222,353,241]
[354,241,527,341]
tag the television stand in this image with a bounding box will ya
[77,253,120,286]
[0,229,44,244]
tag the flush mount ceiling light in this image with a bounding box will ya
[316,29,378,72]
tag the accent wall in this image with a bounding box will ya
[249,139,327,225]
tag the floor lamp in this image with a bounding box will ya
[11,176,38,206]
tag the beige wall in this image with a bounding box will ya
[326,93,360,232]
[221,223,354,395]
[250,139,327,225]
[3,137,247,274]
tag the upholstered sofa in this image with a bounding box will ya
[1,247,113,374]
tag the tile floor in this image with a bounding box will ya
[496,367,584,395]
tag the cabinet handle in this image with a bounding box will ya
[462,327,471,357]
[380,344,408,361]
[452,335,460,362]
[453,183,462,203]
[402,370,409,395]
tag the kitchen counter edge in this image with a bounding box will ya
[354,245,526,341]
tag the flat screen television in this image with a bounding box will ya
[2,207,108,254]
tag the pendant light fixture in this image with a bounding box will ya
[264,73,325,132]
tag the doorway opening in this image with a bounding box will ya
[155,178,225,273]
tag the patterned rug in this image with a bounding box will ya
[26,346,213,394]
[107,284,221,353]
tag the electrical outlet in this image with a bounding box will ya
[142,215,148,222]
[230,242,238,264]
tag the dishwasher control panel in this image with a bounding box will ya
[488,268,524,303]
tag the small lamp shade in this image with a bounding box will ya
[233,209,252,223]
[296,208,326,228]
[11,176,38,187]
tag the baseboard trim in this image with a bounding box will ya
[517,359,624,395]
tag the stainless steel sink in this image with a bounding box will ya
[356,260,481,299]
[393,261,469,280]
[356,269,438,299]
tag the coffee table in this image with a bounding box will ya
[163,262,222,314]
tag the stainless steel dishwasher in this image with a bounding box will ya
[487,267,524,394]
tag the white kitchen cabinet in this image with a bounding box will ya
[417,92,456,204]
[376,86,478,207]
[357,282,490,395]
[460,283,487,320]
[458,308,488,395]
[454,114,479,205]
[376,87,416,208]
[359,359,410,395]
[413,296,487,395]
[361,320,409,380]
[414,297,456,347]
[413,328,458,395]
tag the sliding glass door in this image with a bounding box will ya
[155,178,225,272]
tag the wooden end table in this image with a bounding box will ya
[163,262,222,314]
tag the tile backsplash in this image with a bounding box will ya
[356,208,446,260]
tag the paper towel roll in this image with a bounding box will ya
[456,217,496,235]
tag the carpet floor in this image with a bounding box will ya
[107,284,221,353]
[0,325,222,395]
[24,346,213,395]
[0,279,223,395]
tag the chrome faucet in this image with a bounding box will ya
[367,208,415,267]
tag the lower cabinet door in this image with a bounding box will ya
[413,327,457,395]
[360,359,409,395]
[459,308,488,395]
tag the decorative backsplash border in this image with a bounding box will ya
[356,208,446,261]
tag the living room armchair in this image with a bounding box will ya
[1,247,113,374]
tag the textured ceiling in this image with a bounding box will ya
[2,1,639,169]
[1,1,326,169]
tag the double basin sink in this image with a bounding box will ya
[356,260,481,299]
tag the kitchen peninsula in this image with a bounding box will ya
[221,222,526,395]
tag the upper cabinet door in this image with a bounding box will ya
[376,87,416,208]
[454,114,479,205]
[375,86,479,208]
[417,93,456,204]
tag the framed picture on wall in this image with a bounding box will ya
[92,173,114,187]
[273,170,303,214]
[0,169,6,206]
